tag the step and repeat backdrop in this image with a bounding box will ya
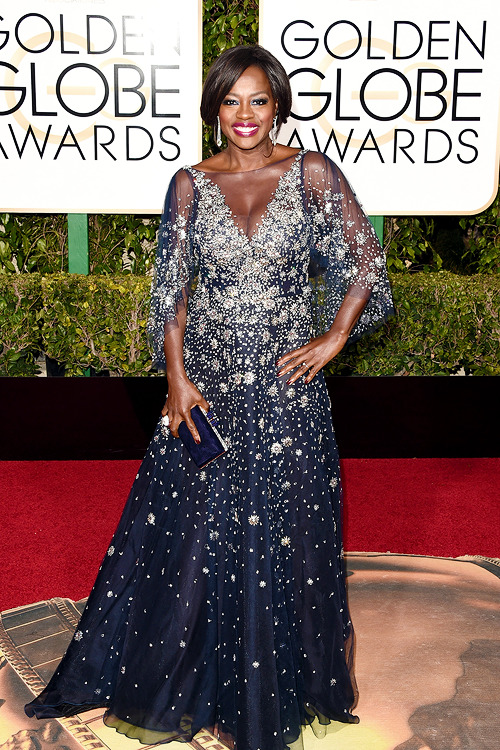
[0,0,499,214]
[260,0,500,215]
[0,1,202,212]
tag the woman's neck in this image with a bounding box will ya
[219,139,277,172]
[194,142,299,174]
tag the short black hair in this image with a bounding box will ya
[200,45,292,130]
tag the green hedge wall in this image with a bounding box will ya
[1,272,498,377]
[327,273,500,376]
[0,274,42,375]
[40,275,151,376]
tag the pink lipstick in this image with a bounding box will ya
[232,122,259,137]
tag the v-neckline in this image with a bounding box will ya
[188,150,305,244]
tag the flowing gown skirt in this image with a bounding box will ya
[25,361,358,749]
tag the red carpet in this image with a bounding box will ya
[1,458,499,612]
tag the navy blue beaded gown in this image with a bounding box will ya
[25,150,393,750]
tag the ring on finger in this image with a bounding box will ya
[161,414,170,436]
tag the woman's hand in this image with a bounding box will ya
[276,330,349,385]
[277,292,367,384]
[161,376,210,443]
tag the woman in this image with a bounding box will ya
[26,45,393,750]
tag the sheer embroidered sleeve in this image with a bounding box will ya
[303,151,394,343]
[148,168,198,369]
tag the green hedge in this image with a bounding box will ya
[40,275,152,376]
[0,273,42,375]
[0,274,152,376]
[327,272,500,376]
[1,272,498,377]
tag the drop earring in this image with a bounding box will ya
[215,116,222,148]
[270,115,278,146]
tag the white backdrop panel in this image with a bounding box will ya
[0,1,202,213]
[260,0,500,215]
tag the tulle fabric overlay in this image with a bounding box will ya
[26,151,393,750]
[148,168,199,369]
[303,155,394,343]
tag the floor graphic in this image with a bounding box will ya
[1,554,499,750]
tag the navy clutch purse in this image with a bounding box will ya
[177,406,228,469]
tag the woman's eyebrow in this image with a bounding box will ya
[225,89,269,98]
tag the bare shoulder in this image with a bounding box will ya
[170,166,195,191]
[191,152,226,173]
[273,144,301,161]
[302,149,331,170]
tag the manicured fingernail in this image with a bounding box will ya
[195,437,201,444]
[286,379,292,385]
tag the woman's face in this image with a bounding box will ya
[218,65,277,151]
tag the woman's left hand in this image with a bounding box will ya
[276,330,349,385]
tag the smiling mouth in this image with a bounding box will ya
[232,124,259,137]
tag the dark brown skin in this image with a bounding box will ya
[161,299,209,443]
[195,65,287,173]
[276,293,366,384]
[162,65,368,441]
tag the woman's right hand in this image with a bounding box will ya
[161,376,209,443]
